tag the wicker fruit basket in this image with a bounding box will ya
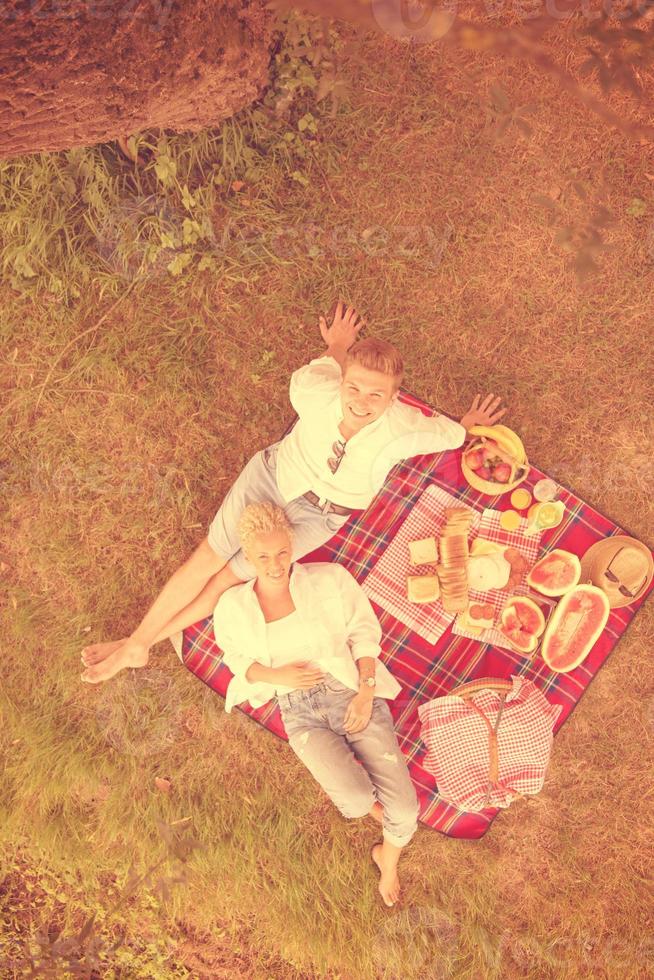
[461,438,530,497]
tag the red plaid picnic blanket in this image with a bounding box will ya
[418,676,562,811]
[180,391,654,839]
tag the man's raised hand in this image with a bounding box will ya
[319,301,366,354]
[459,393,507,431]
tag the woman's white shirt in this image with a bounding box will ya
[213,561,402,712]
[265,610,321,697]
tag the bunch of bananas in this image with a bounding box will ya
[468,424,527,464]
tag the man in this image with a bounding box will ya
[81,302,505,683]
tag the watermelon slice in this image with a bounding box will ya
[527,549,582,597]
[499,596,546,653]
[541,585,610,673]
[500,626,539,654]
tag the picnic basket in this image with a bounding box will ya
[450,678,513,699]
[461,448,529,496]
[449,677,515,807]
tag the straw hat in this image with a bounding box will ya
[579,535,653,609]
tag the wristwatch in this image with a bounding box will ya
[361,676,376,689]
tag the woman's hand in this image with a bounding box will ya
[343,691,374,734]
[273,661,326,690]
[459,393,507,431]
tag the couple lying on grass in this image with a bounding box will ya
[81,303,506,906]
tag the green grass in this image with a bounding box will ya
[2,14,654,980]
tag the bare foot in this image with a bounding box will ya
[81,638,126,667]
[80,640,149,684]
[371,843,401,907]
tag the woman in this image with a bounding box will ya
[213,501,419,907]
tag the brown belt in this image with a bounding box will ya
[302,490,356,516]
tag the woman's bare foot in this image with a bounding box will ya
[80,639,149,684]
[371,842,401,907]
[81,639,126,667]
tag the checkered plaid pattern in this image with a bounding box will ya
[418,676,562,811]
[452,507,547,651]
[362,491,547,647]
[362,484,481,644]
[180,390,654,839]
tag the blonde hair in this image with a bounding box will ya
[237,501,293,555]
[343,338,404,388]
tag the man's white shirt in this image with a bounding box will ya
[276,355,466,509]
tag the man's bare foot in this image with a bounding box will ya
[80,639,149,684]
[371,842,401,907]
[81,639,126,667]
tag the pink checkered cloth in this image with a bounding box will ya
[418,676,562,811]
[362,485,480,644]
[362,485,544,646]
[452,507,546,652]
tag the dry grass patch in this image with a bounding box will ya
[1,15,653,979]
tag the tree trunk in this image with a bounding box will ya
[0,0,275,160]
